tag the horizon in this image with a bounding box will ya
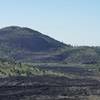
[0,0,100,46]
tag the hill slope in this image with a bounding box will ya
[0,26,66,51]
[0,26,100,64]
[0,26,100,100]
[0,26,68,62]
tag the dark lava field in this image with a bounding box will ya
[0,76,100,100]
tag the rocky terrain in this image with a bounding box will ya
[0,26,99,64]
[0,26,100,100]
[0,76,100,100]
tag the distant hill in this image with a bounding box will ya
[0,26,68,62]
[0,26,67,51]
[61,46,100,64]
[0,26,100,64]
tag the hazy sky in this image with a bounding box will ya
[0,0,100,46]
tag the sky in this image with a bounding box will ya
[0,0,100,46]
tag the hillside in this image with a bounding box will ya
[0,59,100,100]
[0,26,100,100]
[0,26,99,64]
[0,26,69,62]
[0,26,67,51]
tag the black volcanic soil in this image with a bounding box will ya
[0,76,100,100]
